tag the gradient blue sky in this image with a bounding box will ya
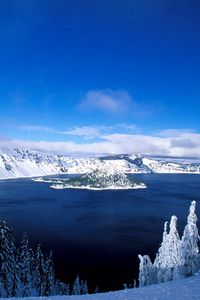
[0,0,200,156]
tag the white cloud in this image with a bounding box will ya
[18,124,140,139]
[155,128,195,137]
[78,89,161,117]
[18,125,102,138]
[1,131,200,158]
[62,126,103,139]
[18,125,56,134]
[79,89,133,113]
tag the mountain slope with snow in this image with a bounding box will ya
[0,148,200,179]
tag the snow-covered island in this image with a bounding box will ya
[49,168,146,190]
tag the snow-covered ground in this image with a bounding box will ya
[0,148,200,180]
[3,273,200,300]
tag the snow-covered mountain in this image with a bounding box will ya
[0,148,200,180]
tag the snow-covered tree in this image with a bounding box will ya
[154,221,168,283]
[180,201,200,277]
[167,215,181,279]
[44,250,56,296]
[94,285,99,293]
[138,255,156,287]
[154,216,181,282]
[29,248,35,277]
[34,243,46,296]
[72,274,81,295]
[0,220,15,297]
[123,283,128,290]
[18,233,31,297]
[55,280,69,295]
[80,280,88,294]
[12,253,21,297]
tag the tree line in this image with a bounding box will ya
[0,221,88,297]
[138,201,200,286]
[0,201,199,297]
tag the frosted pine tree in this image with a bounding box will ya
[80,280,88,294]
[167,216,181,271]
[154,221,168,283]
[138,254,147,287]
[29,248,36,283]
[12,253,21,297]
[72,274,81,295]
[123,283,128,290]
[94,285,99,294]
[55,280,69,295]
[138,255,156,287]
[44,250,56,296]
[34,243,46,296]
[0,220,15,297]
[18,233,31,297]
[155,216,181,282]
[180,201,200,277]
[168,216,181,280]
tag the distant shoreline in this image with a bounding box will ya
[50,184,147,190]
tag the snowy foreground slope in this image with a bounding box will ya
[0,148,200,179]
[3,273,200,300]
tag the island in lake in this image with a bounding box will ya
[49,168,146,190]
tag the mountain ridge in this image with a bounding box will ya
[0,148,200,180]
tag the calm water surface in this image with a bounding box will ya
[0,174,200,292]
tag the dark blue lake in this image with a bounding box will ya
[0,174,200,292]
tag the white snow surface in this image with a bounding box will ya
[3,273,200,300]
[0,148,200,179]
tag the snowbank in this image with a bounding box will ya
[3,273,200,300]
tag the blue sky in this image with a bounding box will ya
[0,0,200,156]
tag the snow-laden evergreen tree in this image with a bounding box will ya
[94,285,99,294]
[55,280,69,295]
[154,216,181,282]
[167,216,181,280]
[29,248,36,280]
[123,283,128,290]
[12,252,21,297]
[18,233,31,297]
[80,280,88,294]
[154,221,168,283]
[138,255,156,287]
[29,247,39,296]
[44,250,56,296]
[0,220,15,297]
[72,274,81,295]
[34,243,46,296]
[180,201,200,277]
